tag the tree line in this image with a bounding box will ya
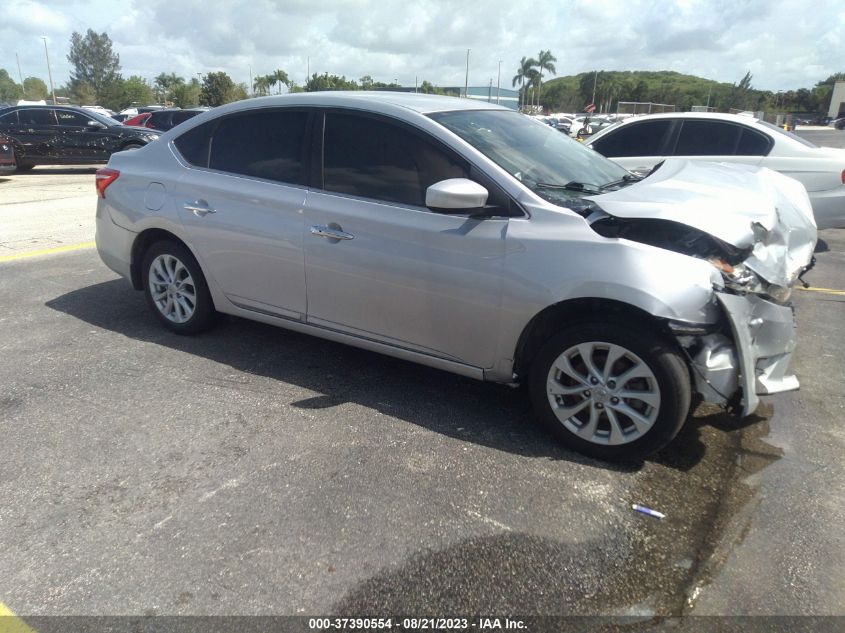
[1,31,842,116]
[540,69,845,115]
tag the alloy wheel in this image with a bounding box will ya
[546,341,661,446]
[148,254,197,324]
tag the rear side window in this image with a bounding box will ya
[209,110,308,184]
[590,120,673,157]
[323,112,468,207]
[173,121,215,167]
[18,109,57,126]
[736,128,772,155]
[674,120,740,155]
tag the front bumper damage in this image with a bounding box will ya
[689,292,799,416]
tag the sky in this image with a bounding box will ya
[2,0,844,94]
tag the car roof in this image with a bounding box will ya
[207,91,508,117]
[609,111,761,124]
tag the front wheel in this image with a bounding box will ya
[121,143,144,151]
[528,322,691,461]
[141,240,215,335]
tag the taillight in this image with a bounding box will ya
[841,169,845,185]
[95,168,120,198]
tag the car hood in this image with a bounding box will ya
[587,159,817,287]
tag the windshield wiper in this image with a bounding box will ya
[535,181,603,194]
[599,173,643,190]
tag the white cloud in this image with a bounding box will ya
[1,0,843,93]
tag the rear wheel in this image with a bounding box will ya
[529,321,691,461]
[141,240,215,335]
[14,152,34,172]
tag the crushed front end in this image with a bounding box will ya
[587,160,818,416]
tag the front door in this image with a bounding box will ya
[54,109,110,161]
[303,111,507,369]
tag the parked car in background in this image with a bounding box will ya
[834,117,845,130]
[144,108,207,131]
[123,112,153,127]
[95,93,816,461]
[0,105,161,171]
[586,111,845,228]
[0,133,15,172]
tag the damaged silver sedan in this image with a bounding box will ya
[95,94,817,460]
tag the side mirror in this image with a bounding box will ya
[425,178,488,214]
[86,120,105,129]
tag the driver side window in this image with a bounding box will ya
[322,112,468,208]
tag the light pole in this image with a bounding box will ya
[496,60,501,104]
[464,49,470,98]
[42,37,57,104]
[15,53,25,99]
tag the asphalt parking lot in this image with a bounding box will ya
[0,134,843,622]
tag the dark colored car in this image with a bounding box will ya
[0,133,15,173]
[835,117,845,130]
[0,105,161,172]
[143,108,206,131]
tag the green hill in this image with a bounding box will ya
[539,70,835,114]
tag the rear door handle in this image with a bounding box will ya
[184,200,216,217]
[310,225,354,241]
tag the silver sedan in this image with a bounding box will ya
[95,93,816,460]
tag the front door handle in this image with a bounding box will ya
[310,225,354,241]
[184,200,216,217]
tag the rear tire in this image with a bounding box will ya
[14,153,34,172]
[528,321,690,461]
[141,240,215,335]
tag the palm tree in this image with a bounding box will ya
[512,56,537,111]
[253,75,271,96]
[532,50,557,111]
[527,69,541,112]
[273,69,290,94]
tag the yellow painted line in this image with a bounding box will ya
[0,602,37,633]
[796,286,845,296]
[0,241,95,263]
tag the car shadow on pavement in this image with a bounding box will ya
[46,279,751,473]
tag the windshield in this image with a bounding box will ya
[430,110,629,204]
[81,109,121,127]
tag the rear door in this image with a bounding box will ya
[13,108,59,162]
[170,108,311,319]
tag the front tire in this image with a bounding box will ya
[528,322,691,461]
[142,240,215,335]
[121,143,144,151]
